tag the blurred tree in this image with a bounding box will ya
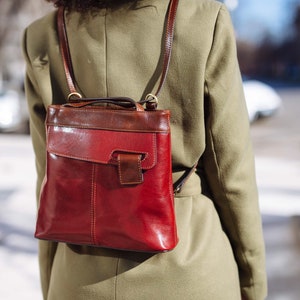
[0,1,26,47]
[236,40,258,77]
[278,5,300,80]
[295,5,300,32]
[237,4,300,83]
[0,0,52,89]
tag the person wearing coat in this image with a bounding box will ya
[22,0,267,299]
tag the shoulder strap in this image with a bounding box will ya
[57,7,77,96]
[57,0,179,100]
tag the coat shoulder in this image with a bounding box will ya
[177,0,230,29]
[26,10,57,37]
[23,10,58,59]
[186,0,223,12]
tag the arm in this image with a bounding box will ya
[22,27,58,300]
[203,5,267,300]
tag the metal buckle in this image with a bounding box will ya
[67,92,83,102]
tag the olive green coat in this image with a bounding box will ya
[23,0,267,299]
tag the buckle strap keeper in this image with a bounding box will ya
[117,153,143,185]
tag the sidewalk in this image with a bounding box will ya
[0,134,40,299]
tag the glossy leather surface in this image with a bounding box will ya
[47,105,171,132]
[35,104,178,252]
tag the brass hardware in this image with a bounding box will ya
[145,93,159,104]
[67,92,83,101]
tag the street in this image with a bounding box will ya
[0,88,299,299]
[0,134,40,299]
[251,88,300,300]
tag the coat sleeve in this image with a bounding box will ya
[202,5,267,300]
[22,27,58,300]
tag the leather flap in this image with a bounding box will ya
[46,126,157,170]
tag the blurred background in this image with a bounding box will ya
[0,0,299,299]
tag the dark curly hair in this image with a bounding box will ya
[46,0,139,11]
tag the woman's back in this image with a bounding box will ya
[23,0,267,299]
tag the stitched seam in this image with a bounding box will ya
[152,133,157,167]
[47,122,169,133]
[47,149,155,169]
[90,164,97,245]
[137,156,142,182]
[166,114,173,201]
[112,149,152,169]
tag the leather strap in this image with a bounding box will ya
[153,0,178,97]
[57,0,179,99]
[173,163,198,194]
[57,7,77,95]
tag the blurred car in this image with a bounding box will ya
[243,80,282,123]
[0,89,29,133]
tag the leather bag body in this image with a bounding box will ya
[35,99,178,252]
